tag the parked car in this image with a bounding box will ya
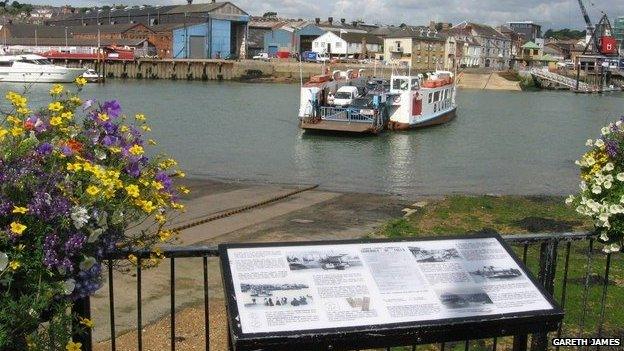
[252,52,270,61]
[333,86,360,107]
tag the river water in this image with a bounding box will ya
[6,80,624,196]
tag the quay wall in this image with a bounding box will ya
[60,58,520,90]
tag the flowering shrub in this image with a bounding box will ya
[0,79,187,350]
[567,118,624,253]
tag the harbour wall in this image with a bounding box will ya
[62,58,520,90]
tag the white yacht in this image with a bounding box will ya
[0,54,85,83]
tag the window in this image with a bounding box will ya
[396,41,401,48]
[428,93,433,103]
[336,42,342,48]
[434,91,440,102]
[0,61,13,67]
[392,78,409,91]
[411,78,419,90]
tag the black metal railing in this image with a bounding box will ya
[74,232,618,351]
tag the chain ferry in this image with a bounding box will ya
[298,69,457,134]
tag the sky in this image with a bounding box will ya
[23,0,624,30]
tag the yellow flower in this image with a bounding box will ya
[11,206,29,214]
[49,116,63,126]
[75,76,88,87]
[141,200,156,213]
[152,181,164,191]
[155,214,166,223]
[66,163,82,172]
[158,230,174,242]
[119,125,129,133]
[48,101,63,112]
[79,317,95,329]
[125,184,140,198]
[175,171,186,178]
[6,115,21,125]
[135,113,146,121]
[109,146,121,153]
[66,341,82,351]
[128,254,138,265]
[50,84,64,95]
[86,185,100,197]
[98,113,109,122]
[148,139,157,146]
[61,111,74,120]
[141,125,151,132]
[171,202,185,210]
[178,186,190,194]
[10,127,24,137]
[10,222,26,235]
[69,96,82,105]
[9,260,20,271]
[16,107,30,115]
[128,144,144,156]
[0,128,7,141]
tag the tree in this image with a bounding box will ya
[544,28,586,40]
[262,11,277,18]
[10,0,20,9]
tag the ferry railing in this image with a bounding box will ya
[74,231,618,351]
[319,106,375,123]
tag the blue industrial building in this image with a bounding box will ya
[172,11,249,59]
[263,23,326,56]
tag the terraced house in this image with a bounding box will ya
[383,28,446,70]
[448,21,512,69]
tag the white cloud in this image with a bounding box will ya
[24,0,624,29]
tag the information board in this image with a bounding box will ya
[220,234,563,350]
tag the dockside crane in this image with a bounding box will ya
[574,0,619,91]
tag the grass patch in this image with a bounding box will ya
[376,195,622,340]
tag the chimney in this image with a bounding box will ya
[340,18,346,24]
[352,21,358,27]
[429,20,436,30]
[315,17,320,25]
[328,17,333,24]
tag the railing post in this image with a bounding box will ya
[531,239,558,351]
[72,296,93,351]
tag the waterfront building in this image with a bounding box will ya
[507,21,542,42]
[383,28,446,70]
[263,22,325,56]
[171,14,250,59]
[447,22,512,69]
[0,37,152,56]
[311,31,382,58]
[615,16,624,52]
[46,2,247,27]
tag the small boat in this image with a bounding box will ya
[81,68,103,83]
[297,69,457,134]
[0,54,85,83]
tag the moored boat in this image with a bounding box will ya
[297,69,457,134]
[0,54,86,83]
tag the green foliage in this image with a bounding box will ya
[545,28,587,40]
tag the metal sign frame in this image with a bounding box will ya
[219,233,564,351]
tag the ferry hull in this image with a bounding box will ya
[299,118,382,134]
[388,107,457,131]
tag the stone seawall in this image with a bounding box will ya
[67,59,520,90]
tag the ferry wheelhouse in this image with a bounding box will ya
[298,70,457,134]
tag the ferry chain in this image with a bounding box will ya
[170,184,320,232]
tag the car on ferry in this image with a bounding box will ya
[333,86,361,107]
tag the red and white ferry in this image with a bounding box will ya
[298,70,457,134]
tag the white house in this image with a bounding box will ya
[311,31,382,57]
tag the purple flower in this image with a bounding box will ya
[29,191,71,221]
[36,142,53,156]
[102,121,118,135]
[59,145,74,157]
[102,100,122,118]
[125,162,141,178]
[155,171,173,190]
[64,233,87,255]
[102,135,119,147]
[83,99,95,110]
[606,140,619,158]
